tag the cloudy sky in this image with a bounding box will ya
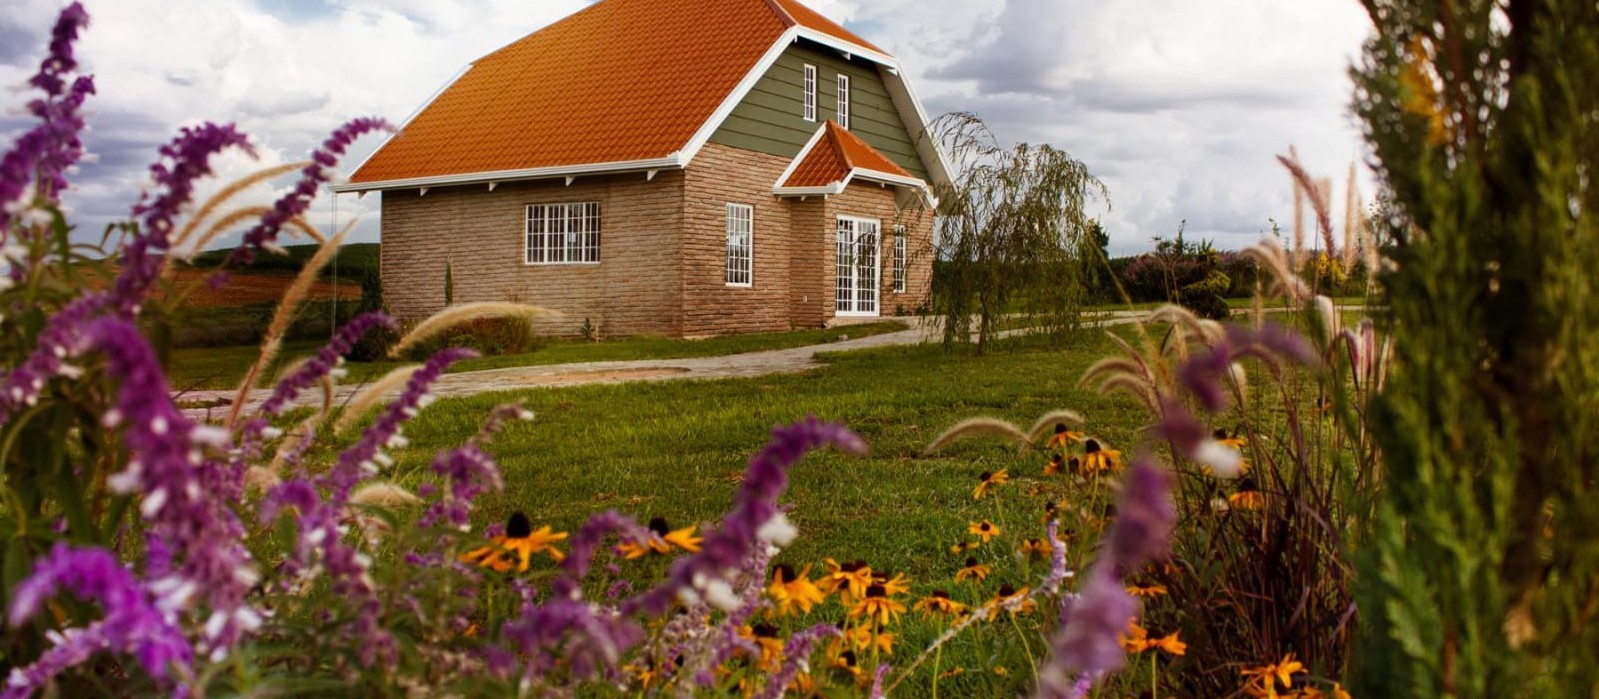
[0,0,1374,255]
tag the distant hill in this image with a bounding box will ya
[184,242,380,279]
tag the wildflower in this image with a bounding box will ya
[973,468,1009,500]
[913,590,968,618]
[955,557,991,583]
[1242,653,1305,698]
[758,624,839,699]
[1047,422,1084,449]
[850,584,906,625]
[1150,630,1186,656]
[1045,453,1065,475]
[1125,582,1168,597]
[1119,621,1150,653]
[1044,499,1060,523]
[1229,477,1265,510]
[992,584,1036,616]
[968,520,1001,543]
[873,570,912,597]
[948,540,977,554]
[1215,429,1247,450]
[1081,439,1123,473]
[993,665,1010,677]
[1020,537,1052,560]
[460,512,568,572]
[840,624,896,655]
[739,623,785,672]
[767,564,825,617]
[820,559,874,605]
[616,517,701,558]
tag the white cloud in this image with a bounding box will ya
[3,0,1375,257]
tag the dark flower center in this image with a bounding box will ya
[752,622,777,638]
[506,512,532,539]
[931,590,950,599]
[841,650,857,666]
[840,561,862,573]
[998,584,1016,597]
[1084,439,1102,454]
[774,564,796,583]
[1213,428,1229,440]
[979,471,993,481]
[648,517,670,536]
[1055,423,1069,434]
[980,523,992,532]
[964,557,979,568]
[1238,477,1260,492]
[865,584,887,598]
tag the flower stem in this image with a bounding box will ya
[932,643,943,699]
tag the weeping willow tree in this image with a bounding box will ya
[928,113,1108,353]
[1351,0,1599,695]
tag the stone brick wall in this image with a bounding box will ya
[681,144,797,336]
[823,180,935,320]
[378,171,684,337]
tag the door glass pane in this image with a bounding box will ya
[836,219,854,312]
[856,221,878,314]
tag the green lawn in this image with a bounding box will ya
[165,321,912,392]
[346,331,1148,695]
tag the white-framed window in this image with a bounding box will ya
[836,74,851,129]
[525,202,600,264]
[892,225,907,293]
[802,64,817,122]
[835,215,879,315]
[725,203,753,287]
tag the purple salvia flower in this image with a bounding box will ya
[83,318,260,654]
[752,624,839,699]
[6,545,193,688]
[500,598,644,681]
[1036,457,1175,699]
[226,117,391,266]
[555,510,650,595]
[256,311,395,419]
[115,122,254,312]
[0,292,107,420]
[1,623,109,699]
[1040,518,1073,595]
[418,403,524,531]
[869,663,892,699]
[625,417,865,616]
[0,2,93,234]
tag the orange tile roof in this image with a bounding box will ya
[351,0,890,185]
[781,121,916,188]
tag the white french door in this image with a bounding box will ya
[835,216,880,316]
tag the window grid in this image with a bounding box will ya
[802,64,817,122]
[725,203,753,287]
[525,203,600,264]
[835,218,855,312]
[893,226,907,293]
[836,74,851,129]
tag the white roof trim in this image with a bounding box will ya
[330,155,685,193]
[792,27,895,67]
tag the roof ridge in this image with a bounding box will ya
[760,0,798,28]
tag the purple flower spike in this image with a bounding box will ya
[228,117,392,266]
[257,311,395,418]
[1036,457,1175,699]
[625,417,864,616]
[0,2,93,229]
[6,545,192,687]
[869,663,892,698]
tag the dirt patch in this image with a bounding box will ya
[158,269,359,308]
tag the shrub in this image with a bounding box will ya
[399,315,541,361]
[346,268,397,361]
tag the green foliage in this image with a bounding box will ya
[400,317,541,362]
[579,317,598,342]
[1351,0,1599,694]
[1123,223,1232,319]
[183,242,380,279]
[347,268,398,362]
[443,260,454,307]
[927,112,1109,353]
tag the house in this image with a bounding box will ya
[333,0,951,337]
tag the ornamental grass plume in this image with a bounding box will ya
[333,364,424,434]
[169,161,306,253]
[388,301,560,358]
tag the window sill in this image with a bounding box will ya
[523,262,602,267]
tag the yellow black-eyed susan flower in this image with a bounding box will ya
[1150,630,1186,656]
[739,623,785,671]
[767,564,825,617]
[972,469,1010,500]
[1019,537,1052,560]
[968,520,1001,543]
[1229,477,1265,510]
[617,517,702,559]
[1080,438,1123,474]
[1242,653,1305,696]
[850,583,907,625]
[459,512,568,573]
[836,625,895,658]
[991,584,1036,616]
[1126,582,1169,597]
[955,557,991,583]
[914,590,968,619]
[1215,428,1247,451]
[1119,621,1151,653]
[820,559,874,605]
[832,648,867,683]
[874,570,912,597]
[1047,422,1084,449]
[948,540,979,555]
[1045,453,1065,475]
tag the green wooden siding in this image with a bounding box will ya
[709,42,930,180]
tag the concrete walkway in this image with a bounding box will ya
[176,306,1316,421]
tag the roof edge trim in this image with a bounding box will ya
[331,154,687,193]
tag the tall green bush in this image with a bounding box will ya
[1352,0,1599,694]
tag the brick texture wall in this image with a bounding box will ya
[378,144,934,338]
[378,171,684,337]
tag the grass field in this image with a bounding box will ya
[167,320,912,391]
[335,330,1149,695]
